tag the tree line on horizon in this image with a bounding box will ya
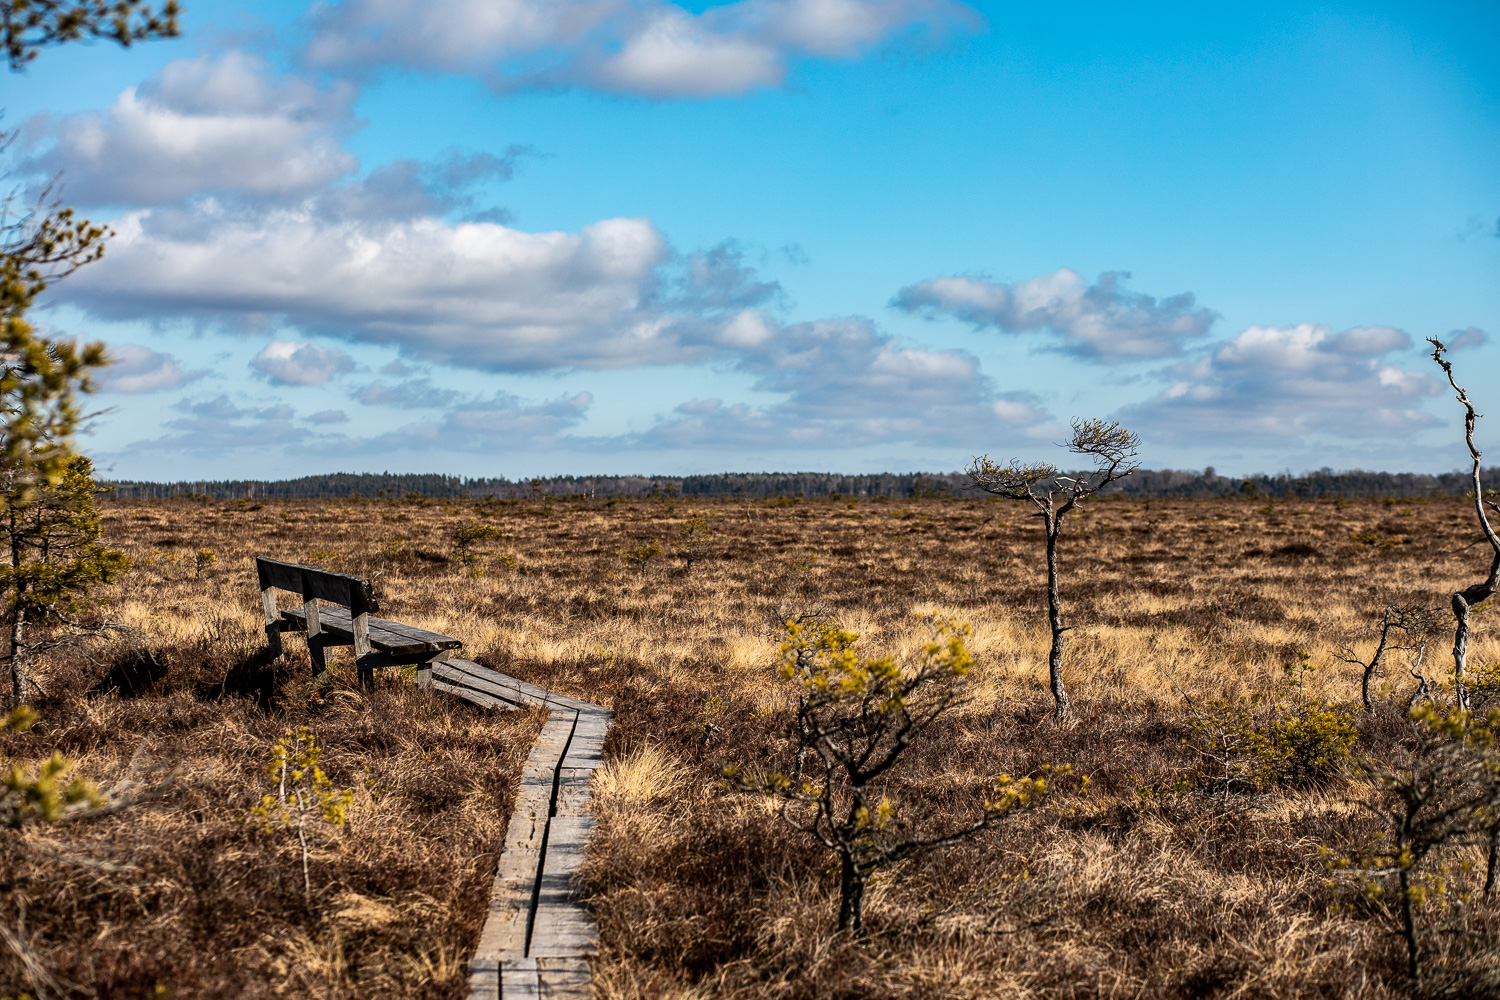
[101,466,1500,501]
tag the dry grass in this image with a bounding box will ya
[5,492,1500,998]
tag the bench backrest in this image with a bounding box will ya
[256,557,377,617]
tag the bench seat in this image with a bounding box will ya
[281,605,462,656]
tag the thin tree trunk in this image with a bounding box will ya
[1400,862,1420,983]
[1045,513,1070,721]
[1487,824,1500,895]
[8,505,24,707]
[1453,592,1474,711]
[8,607,25,707]
[1362,621,1393,713]
[1431,345,1500,714]
[297,813,312,902]
[837,853,864,932]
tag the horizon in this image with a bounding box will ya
[8,0,1497,481]
[99,464,1499,488]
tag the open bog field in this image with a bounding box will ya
[5,491,1500,999]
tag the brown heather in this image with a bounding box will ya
[4,492,1500,998]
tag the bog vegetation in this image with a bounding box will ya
[3,479,1500,997]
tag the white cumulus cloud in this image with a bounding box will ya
[305,0,977,97]
[1120,322,1440,442]
[61,203,782,371]
[97,343,194,393]
[22,52,358,206]
[637,314,1048,448]
[892,267,1218,362]
[252,340,358,386]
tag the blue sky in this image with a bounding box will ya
[6,0,1497,480]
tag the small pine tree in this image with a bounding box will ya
[451,520,501,569]
[250,727,354,901]
[1,456,129,704]
[733,617,1066,931]
[676,511,711,572]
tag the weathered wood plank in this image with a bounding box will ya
[529,815,600,958]
[472,708,578,971]
[439,659,599,712]
[434,679,530,711]
[281,606,461,654]
[560,714,609,772]
[522,713,578,784]
[281,603,460,645]
[473,781,550,960]
[551,769,594,818]
[500,958,541,1000]
[431,679,521,712]
[256,557,376,616]
[439,659,558,706]
[461,662,611,999]
[467,961,499,1000]
[536,957,592,998]
[436,661,563,711]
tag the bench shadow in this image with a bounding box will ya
[192,645,290,711]
[87,616,294,712]
[88,646,168,698]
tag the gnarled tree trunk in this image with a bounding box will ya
[1044,509,1070,721]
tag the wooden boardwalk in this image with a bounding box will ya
[432,658,611,1000]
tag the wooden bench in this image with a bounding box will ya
[257,557,462,689]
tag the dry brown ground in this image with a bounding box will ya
[5,492,1500,999]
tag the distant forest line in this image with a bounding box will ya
[102,468,1500,501]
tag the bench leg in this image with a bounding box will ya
[416,649,452,691]
[309,636,331,685]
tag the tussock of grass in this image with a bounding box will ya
[594,744,689,805]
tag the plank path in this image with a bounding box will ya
[430,657,611,1000]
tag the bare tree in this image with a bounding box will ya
[1428,338,1500,711]
[967,418,1140,721]
[1336,604,1445,713]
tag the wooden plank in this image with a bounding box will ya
[261,585,283,655]
[432,679,521,712]
[474,782,551,961]
[440,659,555,703]
[472,709,577,969]
[523,713,578,783]
[536,958,592,998]
[435,661,558,710]
[282,604,462,649]
[256,557,376,616]
[433,677,529,711]
[562,713,610,771]
[529,815,600,958]
[353,611,373,689]
[416,651,441,690]
[552,769,594,818]
[282,607,418,651]
[358,648,454,671]
[500,958,541,1000]
[464,673,611,999]
[467,961,499,1000]
[256,557,305,594]
[305,596,328,677]
[281,606,459,655]
[440,659,598,712]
